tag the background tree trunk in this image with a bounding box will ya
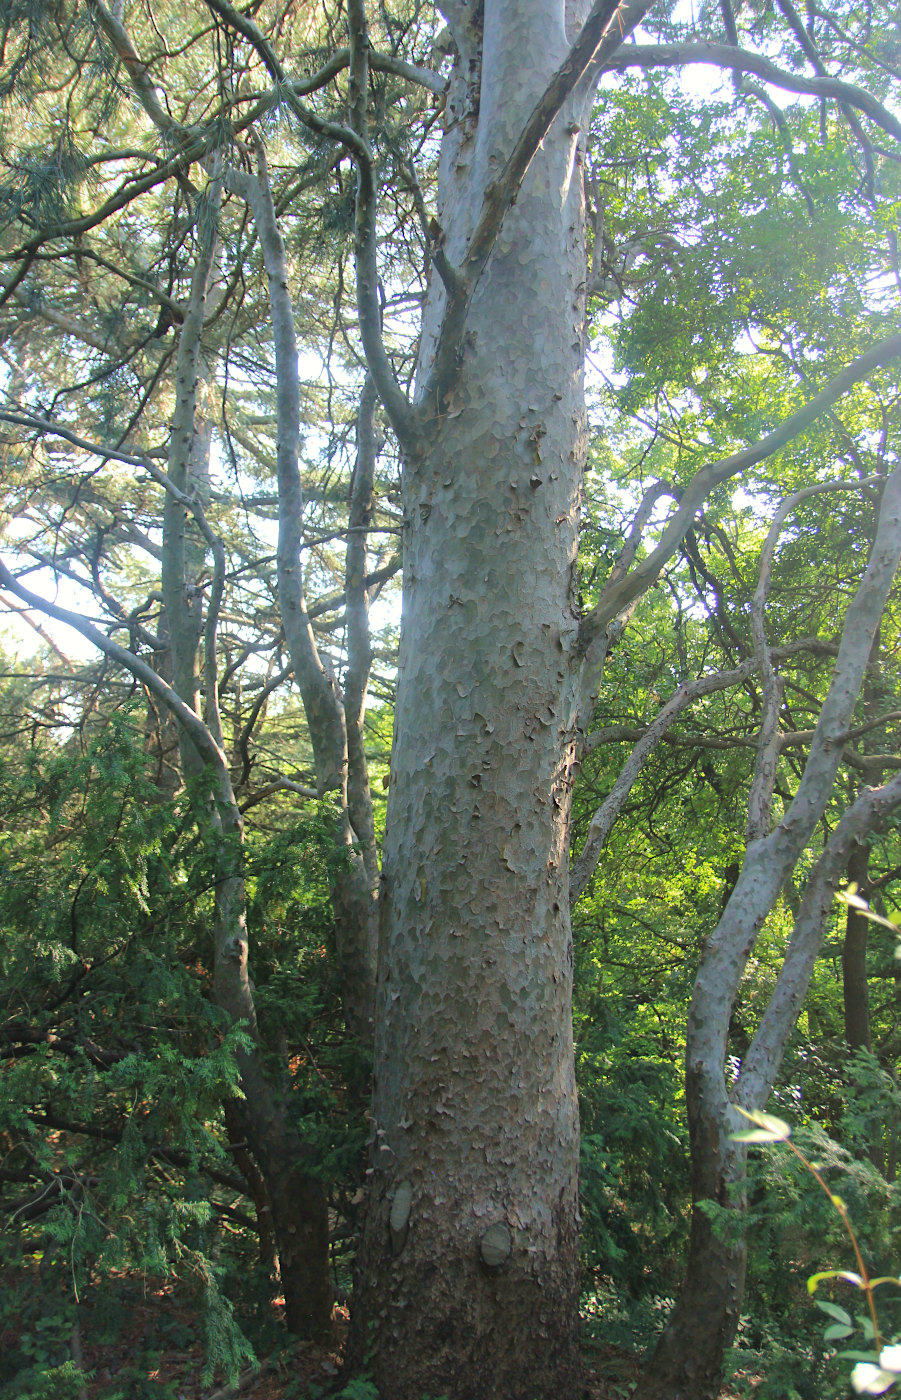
[843,842,872,1053]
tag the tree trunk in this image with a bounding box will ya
[641,1073,748,1400]
[843,844,871,1053]
[641,469,901,1398]
[210,847,334,1339]
[156,209,334,1339]
[351,21,587,1387]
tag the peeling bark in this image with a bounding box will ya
[350,7,588,1389]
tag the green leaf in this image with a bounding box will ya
[816,1301,854,1325]
[836,888,901,935]
[824,1324,856,1341]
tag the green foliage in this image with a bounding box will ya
[0,686,357,1393]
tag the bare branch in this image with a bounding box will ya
[602,43,901,145]
[571,660,760,904]
[0,561,233,791]
[747,476,880,840]
[578,333,901,653]
[224,147,348,795]
[737,767,901,1108]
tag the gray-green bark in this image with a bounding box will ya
[643,468,901,1400]
[224,151,377,1040]
[350,2,591,1392]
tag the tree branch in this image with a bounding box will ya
[347,0,418,446]
[737,767,901,1108]
[224,147,348,794]
[602,43,901,145]
[0,561,234,794]
[578,333,901,652]
[747,477,880,841]
[202,0,370,159]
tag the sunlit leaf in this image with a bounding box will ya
[731,1108,792,1142]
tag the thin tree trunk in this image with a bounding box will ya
[843,842,872,1053]
[643,472,901,1400]
[641,1103,748,1400]
[224,153,378,1041]
[208,815,334,1339]
[157,199,334,1338]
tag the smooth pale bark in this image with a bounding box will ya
[146,207,336,1338]
[643,468,901,1400]
[224,155,377,1040]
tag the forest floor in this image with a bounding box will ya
[14,1275,749,1400]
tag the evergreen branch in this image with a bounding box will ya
[1,279,116,352]
[201,0,370,160]
[346,0,418,446]
[86,0,184,138]
[0,559,234,791]
[35,246,184,320]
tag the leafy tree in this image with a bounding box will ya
[0,0,900,1397]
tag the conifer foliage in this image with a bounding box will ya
[0,0,900,1396]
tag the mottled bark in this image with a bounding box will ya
[350,0,589,1386]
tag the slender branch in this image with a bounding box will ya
[224,147,348,794]
[602,43,901,144]
[461,0,655,281]
[604,479,678,594]
[571,660,761,903]
[202,0,369,158]
[737,767,901,1108]
[0,561,233,791]
[344,376,379,882]
[1,282,115,352]
[684,466,901,1131]
[578,333,901,651]
[86,0,183,137]
[347,0,418,445]
[747,476,879,840]
[161,184,221,731]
